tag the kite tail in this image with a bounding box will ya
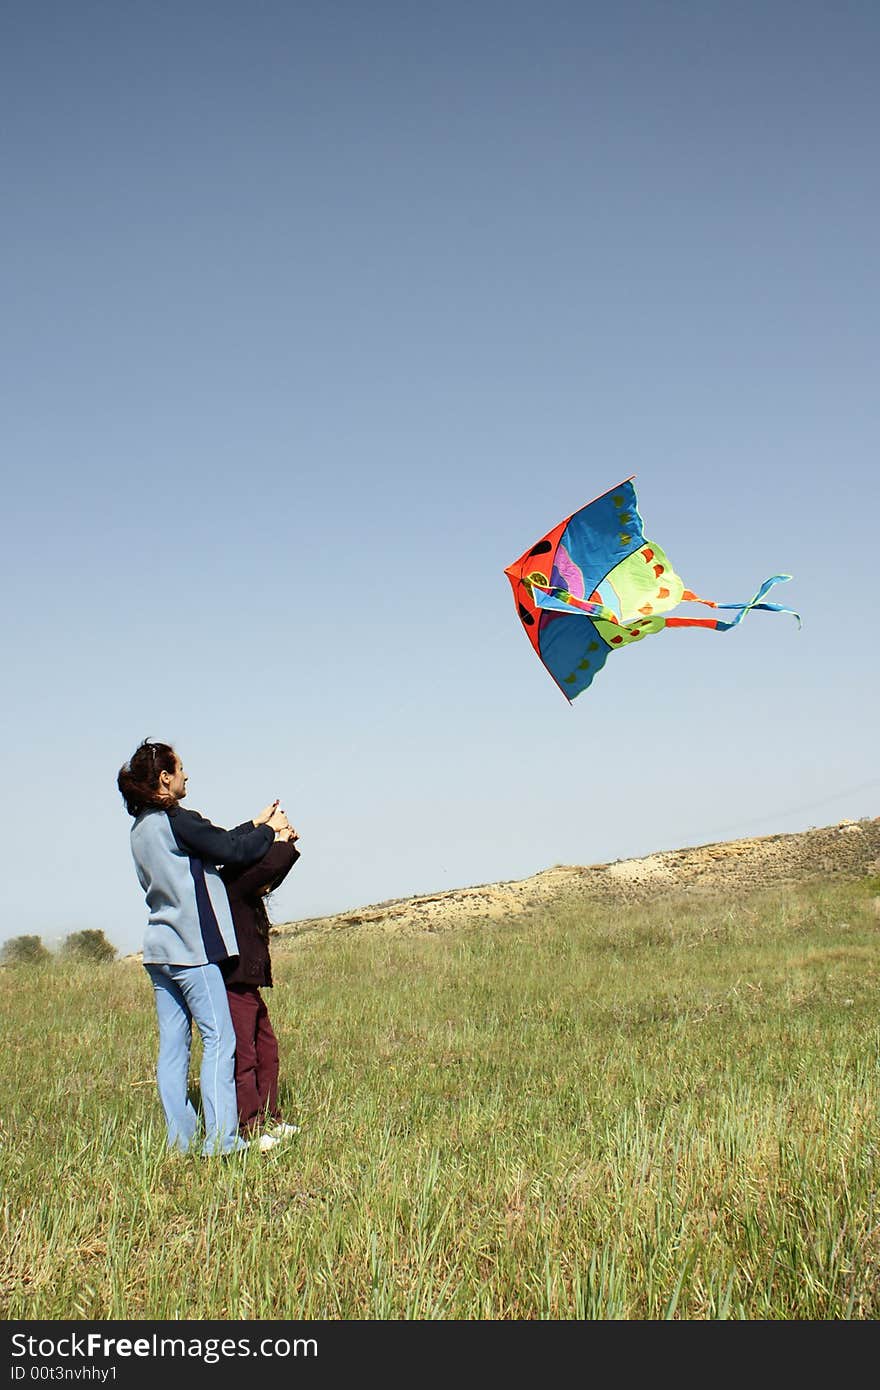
[665,575,801,632]
[710,575,801,631]
[680,589,719,607]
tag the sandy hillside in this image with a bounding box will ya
[271,816,880,945]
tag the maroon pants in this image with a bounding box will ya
[225,985,281,1134]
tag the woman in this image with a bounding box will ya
[117,738,289,1156]
[220,822,301,1140]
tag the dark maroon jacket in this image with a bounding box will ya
[219,840,300,988]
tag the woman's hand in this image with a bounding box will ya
[277,824,300,843]
[266,805,290,834]
[253,800,280,827]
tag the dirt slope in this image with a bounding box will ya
[272,817,880,944]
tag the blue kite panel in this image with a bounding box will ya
[557,479,645,599]
[538,610,610,699]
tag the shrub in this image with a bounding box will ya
[60,930,116,962]
[1,935,51,965]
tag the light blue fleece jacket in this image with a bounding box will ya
[130,807,274,966]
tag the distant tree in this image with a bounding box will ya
[1,934,51,965]
[60,929,116,962]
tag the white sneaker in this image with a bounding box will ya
[267,1122,301,1139]
[258,1133,281,1153]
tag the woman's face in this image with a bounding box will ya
[159,755,188,803]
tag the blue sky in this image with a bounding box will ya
[3,1,878,956]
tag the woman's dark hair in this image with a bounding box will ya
[117,739,178,817]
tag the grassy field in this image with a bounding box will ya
[3,875,880,1320]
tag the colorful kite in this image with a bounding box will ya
[504,476,800,701]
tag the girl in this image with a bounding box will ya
[220,823,301,1140]
[117,738,288,1156]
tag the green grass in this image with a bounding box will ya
[3,877,880,1319]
